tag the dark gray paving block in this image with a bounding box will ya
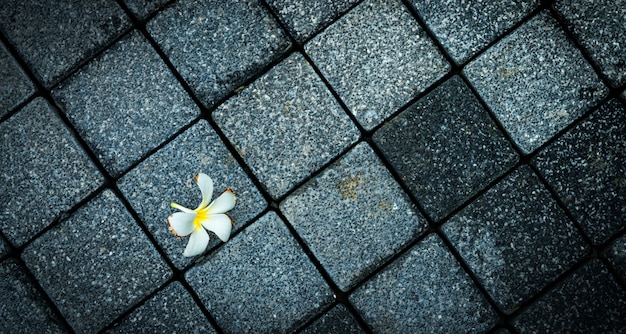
[214,53,359,198]
[53,31,198,177]
[514,259,626,333]
[107,281,216,334]
[121,0,169,20]
[0,0,130,88]
[533,99,626,245]
[555,0,626,87]
[606,234,626,281]
[443,166,588,312]
[185,212,333,333]
[0,237,7,258]
[147,0,290,108]
[351,233,497,333]
[0,41,34,118]
[266,0,359,42]
[409,0,538,63]
[301,304,364,334]
[465,11,607,154]
[0,98,103,246]
[118,120,265,269]
[374,75,519,222]
[0,258,67,333]
[281,142,426,291]
[305,0,450,130]
[22,190,171,333]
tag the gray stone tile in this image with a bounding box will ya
[0,237,7,258]
[0,41,34,118]
[301,304,364,334]
[409,0,538,63]
[533,99,626,245]
[443,166,589,312]
[514,260,626,333]
[374,76,519,222]
[606,234,626,282]
[351,233,497,333]
[281,142,426,291]
[464,11,607,154]
[214,53,359,198]
[0,1,130,88]
[0,258,67,333]
[185,212,333,333]
[22,190,171,333]
[53,31,198,177]
[555,0,626,87]
[118,120,265,269]
[266,0,359,42]
[121,0,169,20]
[0,98,103,246]
[147,0,290,109]
[305,0,450,130]
[107,281,216,334]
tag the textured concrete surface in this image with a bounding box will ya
[0,41,34,118]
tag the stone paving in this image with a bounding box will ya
[0,0,625,333]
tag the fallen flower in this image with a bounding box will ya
[168,173,236,257]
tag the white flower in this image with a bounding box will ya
[168,173,236,257]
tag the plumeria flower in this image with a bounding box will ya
[168,173,236,257]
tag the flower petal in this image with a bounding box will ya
[170,202,194,214]
[168,212,196,237]
[183,227,210,257]
[195,173,214,210]
[207,189,236,214]
[200,214,233,242]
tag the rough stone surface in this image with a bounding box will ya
[0,0,130,88]
[554,0,626,87]
[0,41,34,118]
[351,233,497,333]
[305,0,450,130]
[443,166,588,312]
[0,98,103,246]
[22,190,171,333]
[121,0,169,20]
[533,99,626,245]
[300,304,364,334]
[118,120,265,269]
[0,237,7,258]
[185,212,333,333]
[606,234,626,282]
[374,75,519,222]
[464,11,607,153]
[514,260,626,333]
[147,0,290,108]
[53,31,198,177]
[282,142,425,291]
[214,53,359,198]
[409,0,539,63]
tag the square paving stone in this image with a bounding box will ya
[0,98,103,246]
[214,53,359,198]
[408,0,539,63]
[533,99,626,245]
[118,120,265,269]
[0,237,7,258]
[121,0,170,20]
[53,31,198,177]
[22,190,171,333]
[265,0,360,42]
[281,142,426,291]
[464,11,607,154]
[443,166,589,312]
[185,212,334,333]
[606,234,626,282]
[300,304,364,334]
[350,233,497,333]
[0,41,35,118]
[0,258,67,333]
[554,0,626,87]
[374,75,519,222]
[0,0,130,88]
[305,0,450,130]
[147,0,290,109]
[514,259,626,333]
[107,281,216,333]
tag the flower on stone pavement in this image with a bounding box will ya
[168,173,236,257]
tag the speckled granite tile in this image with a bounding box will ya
[300,304,364,334]
[0,98,103,246]
[305,0,450,130]
[465,11,607,153]
[214,53,359,198]
[0,41,35,118]
[185,212,333,333]
[0,237,7,258]
[121,0,169,20]
[22,190,171,333]
[606,234,626,282]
